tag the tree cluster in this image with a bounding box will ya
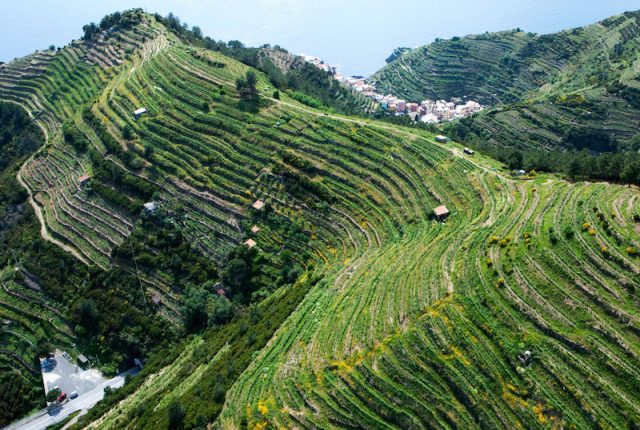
[181,285,233,332]
[82,9,144,41]
[235,70,258,98]
[448,118,640,186]
[62,123,89,152]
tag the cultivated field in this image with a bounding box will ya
[1,14,639,429]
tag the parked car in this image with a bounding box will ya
[57,392,66,403]
[69,391,78,399]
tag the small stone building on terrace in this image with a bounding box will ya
[433,205,450,221]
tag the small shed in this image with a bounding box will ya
[244,239,257,249]
[77,354,89,367]
[463,147,475,155]
[143,202,157,213]
[251,225,261,234]
[78,174,91,187]
[435,135,449,143]
[133,107,147,119]
[252,199,265,210]
[433,205,450,221]
[216,288,226,296]
[151,294,162,305]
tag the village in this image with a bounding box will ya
[302,55,484,123]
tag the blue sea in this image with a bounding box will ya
[1,0,639,76]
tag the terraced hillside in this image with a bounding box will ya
[372,11,640,153]
[372,30,539,104]
[372,11,640,105]
[217,172,640,429]
[0,11,639,430]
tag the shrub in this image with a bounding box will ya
[168,401,185,429]
[563,226,574,239]
[122,124,135,140]
[63,123,89,152]
[289,91,326,110]
[46,388,62,403]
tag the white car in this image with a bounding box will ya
[69,391,78,399]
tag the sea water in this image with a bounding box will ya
[1,0,639,76]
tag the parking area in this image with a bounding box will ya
[40,350,106,399]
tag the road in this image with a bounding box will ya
[2,368,138,430]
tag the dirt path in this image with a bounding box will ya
[3,100,91,266]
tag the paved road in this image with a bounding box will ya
[2,368,138,430]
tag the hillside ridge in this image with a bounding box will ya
[371,9,640,179]
[372,10,640,105]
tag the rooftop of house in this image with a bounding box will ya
[251,225,261,234]
[143,201,157,211]
[244,238,257,249]
[252,199,265,210]
[434,205,450,217]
